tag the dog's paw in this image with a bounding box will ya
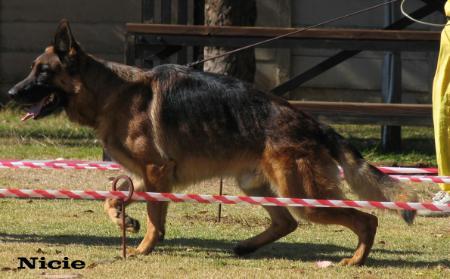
[127,247,139,257]
[158,231,165,242]
[122,216,140,233]
[338,257,363,266]
[133,246,154,256]
[233,244,257,256]
[400,209,416,225]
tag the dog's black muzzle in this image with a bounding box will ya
[8,78,57,105]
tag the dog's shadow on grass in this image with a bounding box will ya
[0,232,127,247]
[0,233,447,268]
[160,237,449,268]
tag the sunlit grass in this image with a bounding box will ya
[0,186,448,278]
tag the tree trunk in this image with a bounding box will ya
[204,0,257,83]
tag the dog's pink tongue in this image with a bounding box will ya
[21,112,35,121]
[21,97,48,121]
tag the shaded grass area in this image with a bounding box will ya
[0,108,95,140]
[0,109,437,165]
[0,109,101,160]
[331,125,435,166]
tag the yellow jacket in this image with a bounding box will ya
[432,1,450,192]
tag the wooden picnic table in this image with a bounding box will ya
[124,1,441,151]
[125,24,436,126]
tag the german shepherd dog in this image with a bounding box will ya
[8,20,416,266]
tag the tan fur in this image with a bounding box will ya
[339,149,417,204]
[260,144,377,265]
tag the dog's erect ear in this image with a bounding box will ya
[54,19,78,62]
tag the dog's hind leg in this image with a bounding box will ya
[233,172,298,256]
[262,149,377,266]
[300,207,377,266]
[103,177,141,233]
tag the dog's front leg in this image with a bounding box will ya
[135,162,174,255]
[135,201,165,254]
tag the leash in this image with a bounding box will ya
[401,0,448,27]
[187,0,399,68]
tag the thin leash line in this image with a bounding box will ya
[401,0,448,27]
[187,0,399,67]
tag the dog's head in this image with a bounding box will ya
[8,19,81,121]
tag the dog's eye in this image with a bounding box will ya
[35,64,53,84]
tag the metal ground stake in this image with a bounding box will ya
[112,175,134,259]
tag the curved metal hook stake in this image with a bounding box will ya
[111,175,135,259]
[112,175,135,205]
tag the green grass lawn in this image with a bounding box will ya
[333,125,436,166]
[0,187,448,279]
[0,109,448,278]
[0,108,100,160]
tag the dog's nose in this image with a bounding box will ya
[7,88,17,98]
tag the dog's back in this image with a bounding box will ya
[147,64,326,181]
[149,64,271,158]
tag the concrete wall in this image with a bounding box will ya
[0,0,141,102]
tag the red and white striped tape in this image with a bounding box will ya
[391,175,450,184]
[0,159,438,174]
[0,160,444,184]
[0,188,448,212]
[375,166,437,174]
[0,160,121,171]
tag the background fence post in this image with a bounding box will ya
[381,1,402,152]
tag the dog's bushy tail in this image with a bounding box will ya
[320,124,417,224]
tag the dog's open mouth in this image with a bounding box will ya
[21,93,61,121]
